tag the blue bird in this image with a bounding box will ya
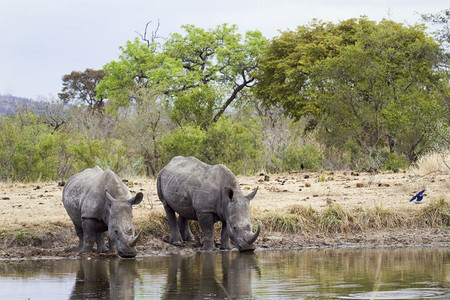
[410,189,425,202]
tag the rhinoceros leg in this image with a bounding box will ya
[96,232,108,253]
[178,217,195,242]
[163,205,183,246]
[220,221,231,250]
[73,225,84,251]
[197,212,216,251]
[80,219,96,253]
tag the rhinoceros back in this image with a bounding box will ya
[157,156,239,219]
[63,166,130,227]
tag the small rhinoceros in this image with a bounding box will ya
[157,156,260,252]
[63,166,143,258]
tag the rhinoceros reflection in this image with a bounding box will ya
[69,258,138,300]
[163,251,259,299]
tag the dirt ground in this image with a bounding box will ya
[0,169,449,259]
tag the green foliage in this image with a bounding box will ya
[59,69,106,111]
[160,126,206,163]
[3,19,448,182]
[258,17,447,167]
[159,117,264,174]
[98,24,267,127]
[255,18,370,119]
[374,150,409,171]
[284,143,322,170]
[202,117,264,174]
[0,113,62,181]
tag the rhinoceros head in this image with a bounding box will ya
[105,191,143,258]
[223,187,260,252]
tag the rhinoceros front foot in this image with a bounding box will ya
[219,240,232,250]
[169,237,183,246]
[201,239,217,251]
[201,245,217,251]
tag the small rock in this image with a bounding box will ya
[264,175,270,181]
[1,197,10,200]
[304,174,310,179]
[34,186,41,190]
[58,181,65,187]
[356,183,364,188]
[305,182,311,187]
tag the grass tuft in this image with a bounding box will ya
[319,204,353,233]
[419,197,450,227]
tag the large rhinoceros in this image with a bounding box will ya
[157,156,260,252]
[63,166,143,258]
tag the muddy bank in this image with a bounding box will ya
[1,226,449,260]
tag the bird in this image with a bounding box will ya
[410,189,425,202]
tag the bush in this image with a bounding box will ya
[284,143,322,170]
[375,150,409,171]
[202,117,264,174]
[159,126,206,165]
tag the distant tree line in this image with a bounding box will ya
[0,14,448,181]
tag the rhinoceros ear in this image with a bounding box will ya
[222,187,234,202]
[105,190,116,205]
[128,192,143,206]
[245,186,258,201]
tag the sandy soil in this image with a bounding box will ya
[0,170,449,259]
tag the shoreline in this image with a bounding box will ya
[1,222,449,260]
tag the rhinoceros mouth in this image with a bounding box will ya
[118,251,137,258]
[238,244,256,252]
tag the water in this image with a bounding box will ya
[0,247,449,299]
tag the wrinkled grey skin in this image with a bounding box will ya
[157,156,260,252]
[63,166,143,258]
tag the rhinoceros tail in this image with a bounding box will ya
[156,172,164,202]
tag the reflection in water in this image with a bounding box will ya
[163,252,259,299]
[70,258,138,299]
[0,247,448,299]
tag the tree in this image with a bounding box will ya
[421,9,450,46]
[313,19,446,164]
[254,18,369,120]
[256,17,448,167]
[97,23,267,128]
[59,68,106,111]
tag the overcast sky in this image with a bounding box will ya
[1,0,448,100]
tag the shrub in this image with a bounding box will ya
[202,117,264,174]
[284,143,323,170]
[159,126,206,165]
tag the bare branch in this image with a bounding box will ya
[136,20,162,48]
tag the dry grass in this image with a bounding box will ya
[249,198,449,235]
[411,150,450,176]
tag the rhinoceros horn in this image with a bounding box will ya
[245,224,261,244]
[129,230,142,247]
